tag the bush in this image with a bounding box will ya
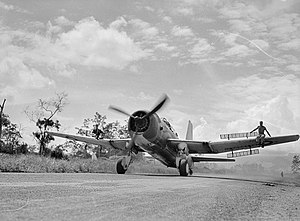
[0,143,28,155]
[0,153,116,173]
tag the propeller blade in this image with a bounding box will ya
[108,105,133,118]
[144,94,169,118]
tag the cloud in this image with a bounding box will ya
[228,19,252,32]
[217,74,300,107]
[286,64,300,73]
[0,16,149,102]
[162,16,172,23]
[0,1,28,13]
[278,38,300,50]
[224,95,299,152]
[54,16,75,27]
[222,44,254,58]
[214,74,300,138]
[0,1,14,11]
[155,43,175,52]
[174,7,194,16]
[194,117,221,141]
[165,109,191,134]
[56,17,147,69]
[267,13,299,41]
[109,16,128,30]
[173,89,183,96]
[171,25,194,37]
[0,56,54,102]
[189,38,215,61]
[136,92,154,101]
[129,65,139,74]
[129,18,159,39]
[217,1,299,63]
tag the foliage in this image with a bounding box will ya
[291,154,300,174]
[0,153,115,173]
[70,112,129,158]
[0,113,27,154]
[25,92,68,156]
[0,113,10,128]
[75,112,129,139]
[0,153,178,174]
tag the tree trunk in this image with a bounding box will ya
[0,99,7,143]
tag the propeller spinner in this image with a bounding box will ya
[108,94,169,148]
[109,94,169,127]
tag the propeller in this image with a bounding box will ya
[109,94,169,149]
[144,94,169,119]
[108,105,134,118]
[109,94,169,120]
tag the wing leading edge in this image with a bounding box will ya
[168,134,299,154]
[47,131,130,150]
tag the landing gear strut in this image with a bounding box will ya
[178,158,193,176]
[177,143,194,176]
[116,154,132,174]
[179,159,189,176]
[116,158,127,174]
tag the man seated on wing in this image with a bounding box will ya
[250,121,271,147]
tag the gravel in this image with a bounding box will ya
[0,173,299,220]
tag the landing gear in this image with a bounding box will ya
[116,158,127,174]
[179,159,189,176]
[116,155,133,174]
[177,144,194,176]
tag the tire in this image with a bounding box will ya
[116,158,127,174]
[179,159,189,176]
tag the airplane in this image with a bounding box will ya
[47,94,299,176]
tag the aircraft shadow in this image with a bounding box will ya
[134,173,290,186]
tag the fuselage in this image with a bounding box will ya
[128,111,179,168]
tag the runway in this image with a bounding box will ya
[0,173,299,220]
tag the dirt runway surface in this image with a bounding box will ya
[0,173,299,220]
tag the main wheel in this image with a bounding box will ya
[116,158,127,174]
[179,159,189,176]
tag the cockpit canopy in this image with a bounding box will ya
[161,118,177,135]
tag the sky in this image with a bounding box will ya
[1,0,299,156]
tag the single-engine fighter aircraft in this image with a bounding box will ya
[47,95,299,176]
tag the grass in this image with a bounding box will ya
[0,153,115,173]
[0,154,178,174]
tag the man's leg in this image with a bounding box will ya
[261,134,265,148]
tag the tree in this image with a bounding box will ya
[0,99,7,142]
[74,112,129,158]
[25,92,68,156]
[0,113,25,154]
[291,154,300,174]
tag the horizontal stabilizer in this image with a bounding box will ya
[220,132,258,140]
[191,156,235,162]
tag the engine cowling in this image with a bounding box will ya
[128,111,160,141]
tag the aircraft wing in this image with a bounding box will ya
[168,134,299,154]
[47,131,131,151]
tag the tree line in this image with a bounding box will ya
[0,93,299,173]
[0,93,129,159]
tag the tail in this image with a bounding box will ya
[185,120,193,140]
